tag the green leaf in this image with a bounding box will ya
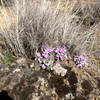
[0,50,13,64]
[50,52,55,56]
[46,66,51,72]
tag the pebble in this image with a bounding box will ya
[13,68,21,73]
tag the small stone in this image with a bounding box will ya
[65,93,74,100]
[30,63,34,68]
[52,63,67,76]
[10,62,17,67]
[13,68,21,73]
[16,57,26,65]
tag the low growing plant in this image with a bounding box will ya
[0,49,13,64]
[35,46,68,70]
[74,56,88,68]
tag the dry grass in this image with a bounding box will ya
[0,0,99,67]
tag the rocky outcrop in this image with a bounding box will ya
[0,58,100,100]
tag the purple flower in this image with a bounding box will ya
[36,50,42,58]
[42,47,54,58]
[46,60,53,66]
[74,56,87,67]
[60,54,66,60]
[54,46,61,53]
[44,47,54,54]
[42,53,49,58]
[39,64,46,69]
[54,46,66,53]
[54,46,67,60]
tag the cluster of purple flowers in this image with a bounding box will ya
[36,46,67,69]
[54,46,67,60]
[74,56,87,68]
